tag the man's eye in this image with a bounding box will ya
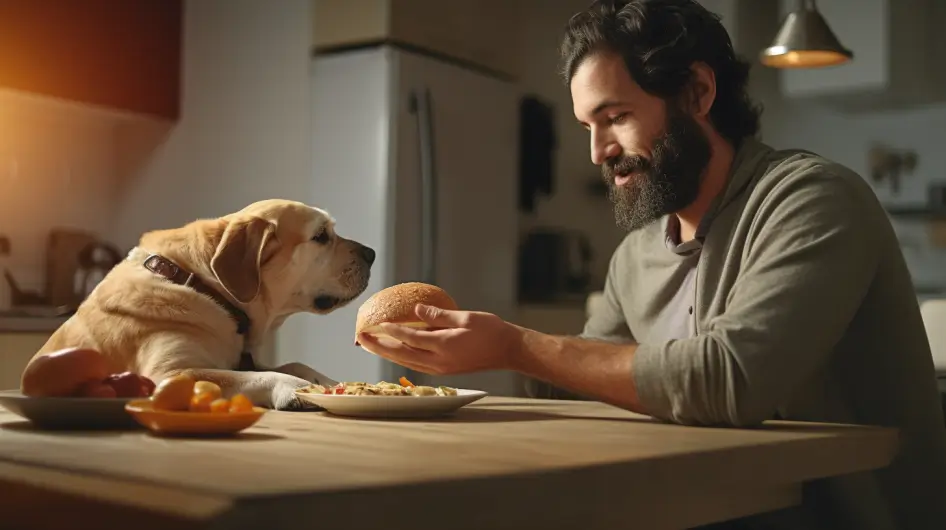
[312,230,330,244]
[609,113,628,125]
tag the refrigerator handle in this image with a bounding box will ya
[409,87,437,284]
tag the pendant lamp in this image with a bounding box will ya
[760,0,853,68]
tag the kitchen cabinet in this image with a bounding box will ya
[0,332,51,391]
[0,0,183,122]
[312,0,521,78]
[776,0,946,112]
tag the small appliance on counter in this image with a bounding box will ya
[0,228,125,317]
[518,227,593,304]
[45,228,100,308]
[1,269,71,317]
[73,241,122,301]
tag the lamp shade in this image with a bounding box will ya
[760,0,853,68]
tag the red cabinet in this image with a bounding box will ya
[0,0,183,120]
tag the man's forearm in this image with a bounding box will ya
[510,325,646,413]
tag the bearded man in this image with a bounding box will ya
[357,1,946,528]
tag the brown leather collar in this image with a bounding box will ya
[142,253,251,336]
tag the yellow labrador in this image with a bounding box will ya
[32,199,374,410]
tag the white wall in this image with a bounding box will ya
[0,93,120,294]
[108,0,316,364]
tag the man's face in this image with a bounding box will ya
[571,51,711,232]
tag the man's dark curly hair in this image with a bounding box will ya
[560,0,762,145]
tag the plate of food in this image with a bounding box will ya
[302,282,487,418]
[0,348,156,430]
[295,377,487,419]
[124,374,267,436]
[0,389,147,430]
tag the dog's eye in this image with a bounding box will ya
[312,229,331,244]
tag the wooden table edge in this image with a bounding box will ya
[0,460,230,528]
[0,434,892,530]
[210,469,804,530]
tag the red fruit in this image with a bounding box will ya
[140,376,156,396]
[21,348,110,397]
[104,372,151,398]
[75,380,118,398]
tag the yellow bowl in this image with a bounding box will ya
[124,399,267,436]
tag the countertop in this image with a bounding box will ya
[0,396,899,530]
[0,316,67,333]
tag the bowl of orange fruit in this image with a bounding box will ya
[124,374,266,436]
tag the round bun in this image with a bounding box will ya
[355,282,457,339]
[21,348,110,397]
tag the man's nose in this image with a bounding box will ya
[357,244,376,265]
[591,130,620,165]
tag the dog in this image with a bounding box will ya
[32,199,375,410]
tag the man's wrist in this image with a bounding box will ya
[504,323,528,373]
[504,324,554,377]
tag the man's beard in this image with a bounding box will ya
[602,107,712,232]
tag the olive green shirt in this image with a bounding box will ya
[583,138,946,529]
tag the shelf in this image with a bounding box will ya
[883,205,946,220]
[916,285,946,296]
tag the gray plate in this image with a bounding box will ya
[0,389,142,430]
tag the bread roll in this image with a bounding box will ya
[21,347,110,397]
[355,282,457,346]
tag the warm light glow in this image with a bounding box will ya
[760,49,851,69]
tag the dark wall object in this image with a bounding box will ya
[518,228,592,302]
[518,95,557,213]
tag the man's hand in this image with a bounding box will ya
[356,304,524,375]
[358,303,644,414]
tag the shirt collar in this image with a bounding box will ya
[662,136,772,256]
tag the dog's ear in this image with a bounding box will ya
[210,216,278,304]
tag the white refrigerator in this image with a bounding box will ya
[303,44,525,397]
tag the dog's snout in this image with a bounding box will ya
[357,244,376,265]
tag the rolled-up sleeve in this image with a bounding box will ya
[633,165,879,427]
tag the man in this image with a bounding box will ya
[357,0,946,528]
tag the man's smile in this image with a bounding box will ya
[614,171,635,187]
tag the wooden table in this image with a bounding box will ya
[0,397,898,530]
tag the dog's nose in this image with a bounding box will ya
[358,244,376,265]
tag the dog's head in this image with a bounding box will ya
[144,199,375,317]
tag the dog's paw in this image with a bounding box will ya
[274,362,337,387]
[270,375,323,412]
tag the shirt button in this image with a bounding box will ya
[688,306,693,315]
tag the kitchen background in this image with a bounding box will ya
[1,0,944,393]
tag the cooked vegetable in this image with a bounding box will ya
[297,380,458,397]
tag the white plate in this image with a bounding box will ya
[294,388,488,419]
[0,389,141,430]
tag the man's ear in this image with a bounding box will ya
[686,62,717,118]
[210,217,278,304]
